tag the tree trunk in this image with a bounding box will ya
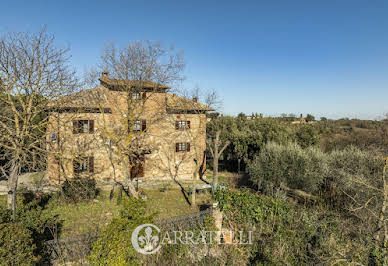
[126,180,139,198]
[212,131,220,196]
[191,183,196,207]
[237,158,241,175]
[124,163,138,198]
[7,161,19,219]
[192,163,198,207]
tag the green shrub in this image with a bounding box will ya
[61,178,98,203]
[0,222,35,265]
[214,188,363,265]
[0,191,60,265]
[215,188,288,225]
[0,206,11,224]
[89,197,154,265]
[296,125,320,148]
[247,142,327,194]
[323,146,384,213]
[246,143,385,263]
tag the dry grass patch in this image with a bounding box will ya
[144,188,212,219]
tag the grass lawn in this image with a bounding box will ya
[0,195,6,206]
[46,191,121,238]
[144,188,212,219]
[49,188,212,237]
[205,170,244,187]
[0,187,213,238]
[0,183,213,239]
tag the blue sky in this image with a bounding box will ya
[1,0,388,119]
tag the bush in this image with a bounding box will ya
[0,222,35,265]
[89,197,154,265]
[0,206,11,224]
[214,188,355,265]
[247,142,327,194]
[323,146,384,213]
[0,191,60,264]
[61,178,98,203]
[296,125,320,148]
[248,143,384,212]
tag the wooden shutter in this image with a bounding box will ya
[89,157,94,173]
[73,160,78,174]
[186,142,190,152]
[176,143,179,152]
[73,120,78,134]
[187,121,191,129]
[89,120,94,133]
[175,121,179,130]
[142,120,147,131]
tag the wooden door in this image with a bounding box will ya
[130,156,144,178]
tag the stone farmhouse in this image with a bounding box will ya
[46,72,213,184]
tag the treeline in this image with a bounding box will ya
[318,118,388,154]
[206,115,320,173]
[207,115,388,173]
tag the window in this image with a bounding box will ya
[73,156,94,174]
[73,120,94,134]
[175,120,191,130]
[51,133,57,143]
[176,142,190,152]
[131,92,141,100]
[131,92,146,101]
[48,132,59,146]
[133,120,146,132]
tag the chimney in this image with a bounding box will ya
[102,70,109,77]
[193,97,198,103]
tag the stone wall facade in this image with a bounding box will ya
[47,82,209,184]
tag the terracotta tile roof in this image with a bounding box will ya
[49,86,110,109]
[49,86,213,113]
[99,76,170,90]
[166,94,214,112]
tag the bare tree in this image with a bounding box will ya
[207,130,230,195]
[85,41,185,197]
[180,88,221,205]
[85,41,185,87]
[0,28,78,216]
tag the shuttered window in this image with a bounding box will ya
[133,120,147,132]
[175,120,191,130]
[72,120,94,134]
[131,92,141,100]
[73,156,94,175]
[176,142,191,152]
[88,156,94,174]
